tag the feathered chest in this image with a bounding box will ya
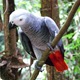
[21,21,51,50]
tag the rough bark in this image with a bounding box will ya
[41,0,52,17]
[3,0,10,55]
[3,0,16,55]
[51,0,60,28]
[30,0,80,80]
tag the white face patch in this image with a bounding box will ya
[9,9,28,26]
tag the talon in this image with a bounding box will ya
[47,43,54,51]
[35,61,44,72]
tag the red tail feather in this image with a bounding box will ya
[49,50,68,72]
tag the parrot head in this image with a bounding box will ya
[9,9,28,30]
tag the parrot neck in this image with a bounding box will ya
[20,14,43,34]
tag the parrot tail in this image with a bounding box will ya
[49,50,68,72]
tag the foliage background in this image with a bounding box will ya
[0,0,80,80]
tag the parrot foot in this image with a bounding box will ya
[35,61,44,72]
[47,43,54,51]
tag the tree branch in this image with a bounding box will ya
[30,0,80,80]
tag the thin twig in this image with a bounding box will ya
[4,0,8,14]
[0,50,8,55]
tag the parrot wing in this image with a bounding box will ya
[18,28,36,59]
[44,17,65,57]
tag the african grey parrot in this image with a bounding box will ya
[8,9,68,72]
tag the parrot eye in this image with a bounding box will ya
[19,18,23,21]
[11,21,14,24]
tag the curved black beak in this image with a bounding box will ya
[8,22,18,30]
